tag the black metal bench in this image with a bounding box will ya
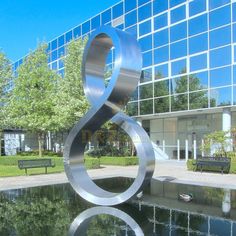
[195,157,230,174]
[18,159,55,175]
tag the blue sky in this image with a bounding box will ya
[0,0,120,62]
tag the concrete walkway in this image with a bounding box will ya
[1,161,236,191]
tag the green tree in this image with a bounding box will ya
[8,44,59,157]
[0,51,13,156]
[54,38,89,130]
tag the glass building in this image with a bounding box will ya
[13,0,236,159]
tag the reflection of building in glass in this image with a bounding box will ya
[12,0,236,159]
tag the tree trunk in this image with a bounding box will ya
[38,133,44,158]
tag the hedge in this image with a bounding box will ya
[99,156,138,166]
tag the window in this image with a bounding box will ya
[154,29,169,48]
[189,91,208,109]
[154,63,168,79]
[130,88,138,101]
[154,46,169,64]
[58,46,65,58]
[102,9,111,24]
[127,102,138,116]
[143,51,153,67]
[210,66,231,88]
[190,53,207,72]
[51,39,57,51]
[140,83,153,99]
[138,3,152,21]
[65,31,72,43]
[170,21,187,42]
[125,10,137,27]
[73,26,81,39]
[209,0,230,10]
[234,24,236,43]
[188,14,207,36]
[234,3,236,22]
[172,59,186,76]
[153,0,168,16]
[140,99,153,114]
[234,65,236,84]
[170,40,187,60]
[126,25,137,37]
[189,33,208,55]
[209,26,231,49]
[170,0,186,8]
[58,59,64,69]
[235,45,236,63]
[154,80,169,97]
[171,94,188,111]
[58,35,64,47]
[52,61,57,70]
[210,87,231,107]
[189,0,206,17]
[170,76,188,94]
[112,2,123,19]
[210,46,231,68]
[189,71,208,91]
[154,13,167,30]
[209,5,231,30]
[91,15,100,30]
[138,0,151,6]
[139,20,151,36]
[155,97,170,113]
[139,35,152,52]
[51,50,57,61]
[171,5,186,24]
[140,68,152,83]
[125,0,136,13]
[82,21,90,35]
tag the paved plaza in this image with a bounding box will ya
[1,161,236,191]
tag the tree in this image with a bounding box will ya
[8,44,59,157]
[54,38,89,131]
[0,51,13,156]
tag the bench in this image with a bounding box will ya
[195,157,230,174]
[18,159,55,175]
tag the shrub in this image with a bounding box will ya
[99,156,138,166]
[84,158,100,169]
[87,146,132,157]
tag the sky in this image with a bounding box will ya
[0,0,120,62]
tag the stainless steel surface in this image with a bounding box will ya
[69,207,144,236]
[64,26,155,206]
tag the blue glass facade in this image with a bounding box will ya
[13,0,236,118]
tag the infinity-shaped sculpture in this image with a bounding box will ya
[63,26,155,206]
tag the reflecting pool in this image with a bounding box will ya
[1,177,236,235]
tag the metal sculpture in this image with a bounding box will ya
[63,26,155,206]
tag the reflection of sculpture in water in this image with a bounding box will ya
[68,206,152,236]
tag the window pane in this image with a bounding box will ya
[130,88,138,101]
[189,91,208,109]
[140,99,153,114]
[235,45,236,63]
[125,0,136,12]
[127,102,138,116]
[139,20,151,36]
[154,29,169,48]
[140,68,153,83]
[52,61,57,70]
[126,25,137,37]
[140,83,153,99]
[171,59,186,76]
[171,76,188,94]
[154,13,167,30]
[233,24,236,43]
[51,39,57,50]
[153,0,168,16]
[210,26,231,49]
[138,0,151,6]
[170,0,186,8]
[102,9,111,24]
[125,10,137,27]
[170,40,187,60]
[171,94,188,111]
[138,3,152,21]
[154,63,168,79]
[171,5,186,24]
[52,50,57,61]
[58,46,65,58]
[189,0,206,17]
[73,26,81,39]
[209,0,230,10]
[112,2,123,19]
[234,3,236,22]
[190,53,207,72]
[58,35,65,47]
[189,71,208,91]
[91,15,100,30]
[234,65,236,84]
[210,66,231,88]
[82,21,90,35]
[154,46,169,64]
[210,87,231,107]
[188,14,207,36]
[143,51,153,67]
[155,97,170,113]
[189,33,208,55]
[209,5,231,30]
[154,80,169,97]
[139,35,152,52]
[170,22,187,42]
[210,46,231,68]
[58,59,64,69]
[66,31,72,43]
